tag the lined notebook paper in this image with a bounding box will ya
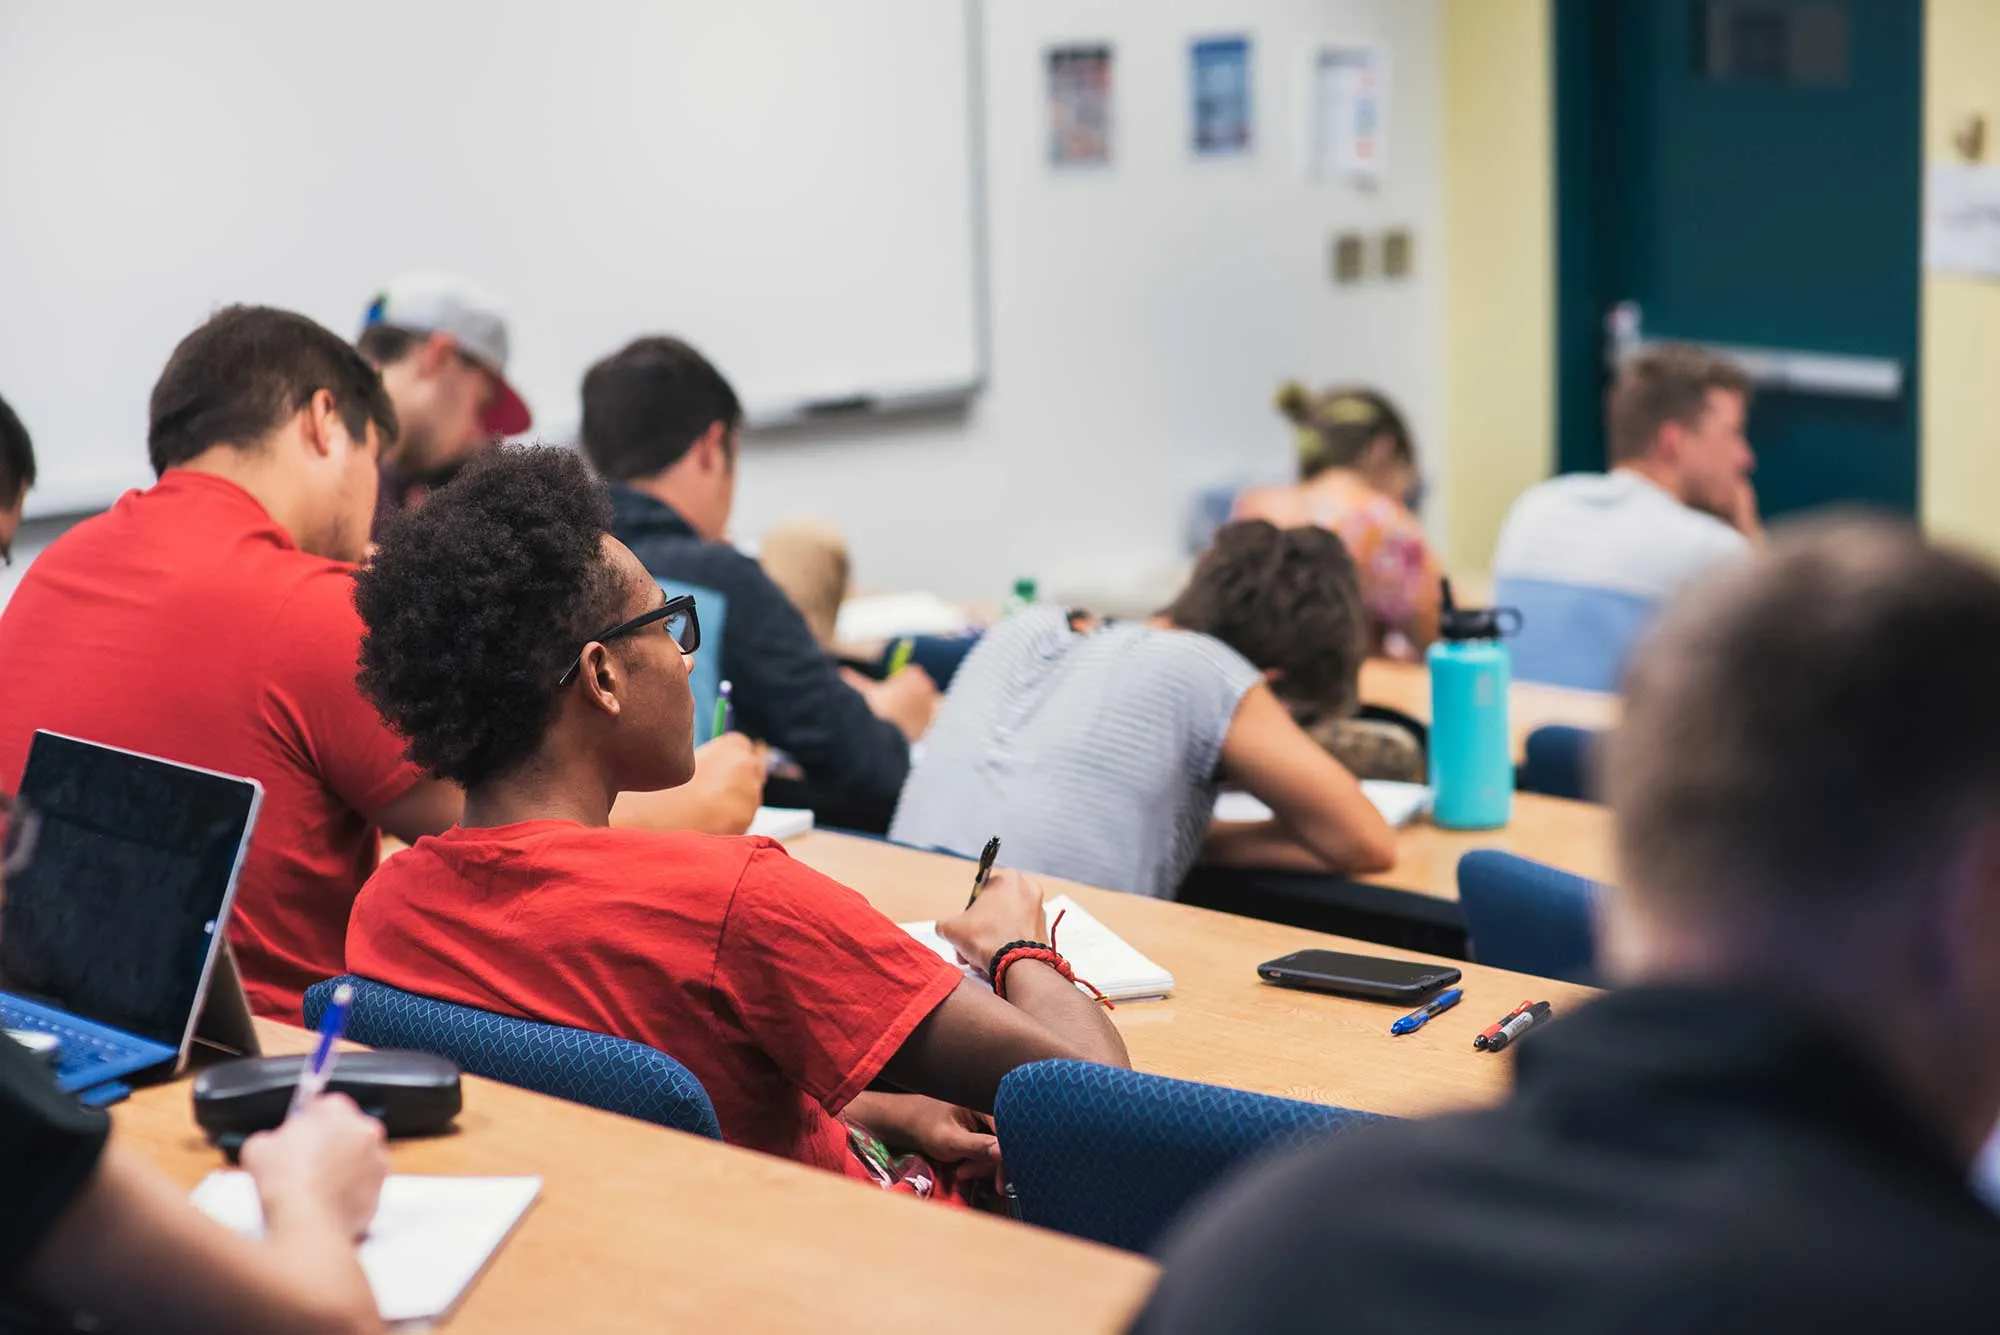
[192,1172,540,1327]
[748,806,815,841]
[902,894,1174,1002]
[1214,780,1434,830]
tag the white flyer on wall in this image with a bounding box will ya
[1313,44,1389,185]
[1925,163,2000,279]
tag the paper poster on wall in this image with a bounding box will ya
[1312,44,1389,184]
[1925,163,2000,279]
[1048,44,1113,167]
[1190,36,1252,156]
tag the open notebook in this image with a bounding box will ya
[901,894,1174,1002]
[1214,779,1434,830]
[192,1172,540,1327]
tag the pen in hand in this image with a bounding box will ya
[966,836,1001,908]
[287,981,353,1120]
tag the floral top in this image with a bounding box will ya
[1233,472,1443,661]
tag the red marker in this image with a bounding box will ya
[1473,999,1534,1051]
[1483,1001,1554,1054]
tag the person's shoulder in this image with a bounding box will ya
[1134,621,1260,686]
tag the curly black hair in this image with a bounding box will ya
[1164,520,1368,721]
[355,445,625,787]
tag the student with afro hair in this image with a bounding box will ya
[345,446,1127,1188]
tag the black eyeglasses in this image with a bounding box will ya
[556,594,700,687]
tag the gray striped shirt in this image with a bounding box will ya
[890,608,1262,899]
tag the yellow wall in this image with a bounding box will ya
[1440,0,1553,573]
[1922,0,2000,555]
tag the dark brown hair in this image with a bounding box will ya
[1166,520,1367,721]
[581,336,743,482]
[1606,345,1752,465]
[1606,516,2000,916]
[148,306,398,476]
[0,392,35,504]
[1276,383,1414,482]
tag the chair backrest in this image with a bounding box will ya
[1518,725,1600,802]
[1494,575,1657,692]
[994,1059,1386,1254]
[1457,850,1600,985]
[657,578,729,743]
[304,976,722,1139]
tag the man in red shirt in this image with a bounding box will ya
[0,306,464,1019]
[346,446,1129,1184]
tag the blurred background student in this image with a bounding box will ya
[1232,385,1442,662]
[893,521,1396,900]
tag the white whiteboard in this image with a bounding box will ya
[0,0,985,515]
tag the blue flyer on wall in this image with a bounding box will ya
[1191,36,1252,156]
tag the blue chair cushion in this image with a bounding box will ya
[1518,725,1600,802]
[1456,850,1600,985]
[1495,575,1657,692]
[304,976,722,1139]
[995,1059,1387,1254]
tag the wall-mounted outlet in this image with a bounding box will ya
[1332,232,1366,283]
[1382,228,1412,278]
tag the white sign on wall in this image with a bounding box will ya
[1312,43,1389,185]
[1925,163,2000,279]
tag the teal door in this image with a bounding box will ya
[1555,0,1922,517]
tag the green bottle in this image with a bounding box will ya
[1002,577,1038,617]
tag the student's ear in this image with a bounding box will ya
[416,331,457,377]
[695,421,731,474]
[300,389,342,461]
[578,644,625,719]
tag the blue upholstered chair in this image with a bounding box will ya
[303,976,721,1139]
[1517,725,1600,802]
[657,579,729,743]
[993,1059,1387,1254]
[1495,575,1656,692]
[1456,850,1600,985]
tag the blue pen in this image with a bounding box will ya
[287,981,353,1119]
[1390,987,1463,1036]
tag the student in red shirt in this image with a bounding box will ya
[0,307,464,1019]
[345,446,1129,1185]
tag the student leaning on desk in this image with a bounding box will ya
[0,794,389,1334]
[343,446,1128,1193]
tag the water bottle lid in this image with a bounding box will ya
[1437,579,1523,642]
[1013,577,1038,600]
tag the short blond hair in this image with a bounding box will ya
[1606,345,1752,464]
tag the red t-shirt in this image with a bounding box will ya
[0,472,425,1019]
[345,822,963,1180]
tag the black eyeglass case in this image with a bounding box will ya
[192,1051,463,1155]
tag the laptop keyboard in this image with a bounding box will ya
[0,1001,131,1078]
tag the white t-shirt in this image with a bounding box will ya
[1492,470,1749,601]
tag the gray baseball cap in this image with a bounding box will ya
[361,272,531,435]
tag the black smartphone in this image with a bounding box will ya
[1256,950,1462,1003]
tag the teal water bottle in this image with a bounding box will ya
[1428,581,1522,831]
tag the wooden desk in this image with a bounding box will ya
[1360,794,1616,903]
[114,1021,1157,1335]
[1359,659,1622,758]
[788,832,1599,1114]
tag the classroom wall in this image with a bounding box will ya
[1437,0,1552,575]
[727,0,1445,605]
[0,0,1445,611]
[1920,0,2000,557]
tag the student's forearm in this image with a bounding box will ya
[1203,821,1345,873]
[610,784,752,837]
[1001,963,1130,1070]
[27,1145,380,1335]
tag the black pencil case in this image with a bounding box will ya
[192,1051,463,1154]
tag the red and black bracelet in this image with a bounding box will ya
[987,939,1111,1006]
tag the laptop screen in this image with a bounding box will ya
[1,732,262,1050]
